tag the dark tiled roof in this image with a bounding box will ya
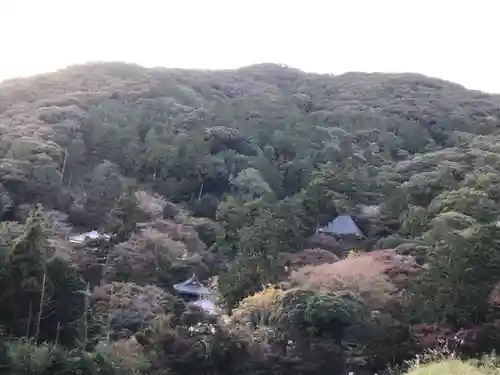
[173,274,211,295]
[318,215,365,237]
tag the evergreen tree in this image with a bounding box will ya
[1,205,47,339]
[104,187,148,242]
[411,224,500,326]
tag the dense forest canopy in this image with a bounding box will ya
[2,62,500,374]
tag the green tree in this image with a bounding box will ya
[0,206,87,345]
[272,290,371,375]
[146,305,256,375]
[400,205,430,237]
[83,161,124,227]
[0,205,47,339]
[429,187,498,222]
[218,257,282,310]
[411,224,500,326]
[104,188,149,242]
[230,168,272,201]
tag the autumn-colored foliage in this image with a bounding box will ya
[231,284,284,327]
[91,282,185,338]
[279,248,340,271]
[289,251,396,310]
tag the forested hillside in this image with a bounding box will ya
[2,62,500,374]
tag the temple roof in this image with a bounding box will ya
[69,230,111,244]
[318,215,365,237]
[173,273,211,295]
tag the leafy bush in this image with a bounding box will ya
[91,282,185,338]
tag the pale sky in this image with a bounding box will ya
[1,0,499,92]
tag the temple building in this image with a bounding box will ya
[173,273,216,314]
[317,214,365,239]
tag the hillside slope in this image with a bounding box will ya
[3,63,500,374]
[1,62,500,224]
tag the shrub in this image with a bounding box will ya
[94,338,149,374]
[231,284,284,328]
[91,282,185,339]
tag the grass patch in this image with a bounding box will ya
[406,359,487,375]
